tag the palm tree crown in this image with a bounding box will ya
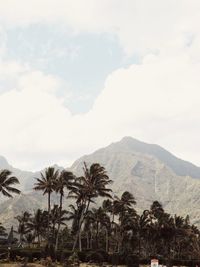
[34,167,59,195]
[0,169,20,198]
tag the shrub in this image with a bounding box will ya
[56,249,72,262]
[125,254,139,267]
[40,257,56,267]
[62,252,79,267]
[86,250,105,263]
[9,248,44,261]
[109,252,122,265]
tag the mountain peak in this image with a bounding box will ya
[111,136,200,178]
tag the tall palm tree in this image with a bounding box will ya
[27,209,48,247]
[150,200,164,219]
[136,210,151,257]
[50,204,68,248]
[54,170,75,250]
[89,207,110,249]
[15,211,31,245]
[34,167,59,240]
[102,199,114,222]
[172,215,185,258]
[69,162,113,251]
[111,191,136,252]
[55,170,75,211]
[25,233,35,248]
[113,191,136,221]
[83,213,94,249]
[0,169,20,198]
[67,204,82,235]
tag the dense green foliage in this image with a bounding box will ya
[0,163,200,264]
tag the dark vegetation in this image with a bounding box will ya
[0,163,200,265]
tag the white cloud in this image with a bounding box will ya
[87,48,200,162]
[1,46,200,170]
[0,0,200,56]
[0,1,200,169]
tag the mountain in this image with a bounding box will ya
[1,136,200,228]
[70,137,200,224]
[118,137,200,178]
[0,192,69,229]
[71,137,200,178]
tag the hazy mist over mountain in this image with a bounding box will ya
[1,136,200,228]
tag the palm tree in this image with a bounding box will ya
[15,211,31,245]
[89,207,110,249]
[136,210,151,257]
[172,215,185,258]
[69,162,113,251]
[67,204,83,237]
[55,170,75,211]
[150,200,164,219]
[50,204,68,249]
[111,192,137,252]
[25,233,35,248]
[83,213,94,249]
[50,205,60,243]
[0,169,20,198]
[113,191,136,222]
[54,170,75,250]
[102,199,114,221]
[34,167,59,240]
[27,209,48,247]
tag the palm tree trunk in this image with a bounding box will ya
[74,223,83,252]
[173,231,177,259]
[20,233,23,245]
[73,212,83,251]
[139,234,141,258]
[87,232,89,249]
[52,223,56,242]
[105,228,109,253]
[73,233,78,251]
[38,233,40,247]
[48,192,51,215]
[95,222,99,249]
[55,193,63,251]
[79,230,82,251]
[90,231,93,249]
[73,200,90,251]
[138,229,142,258]
[47,192,51,241]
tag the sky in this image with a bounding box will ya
[0,0,200,170]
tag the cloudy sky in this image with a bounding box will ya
[0,0,200,170]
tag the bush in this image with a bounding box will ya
[62,252,79,267]
[139,258,150,265]
[170,259,200,267]
[57,249,72,262]
[109,252,122,265]
[86,250,105,263]
[77,250,87,262]
[125,254,139,267]
[9,248,44,262]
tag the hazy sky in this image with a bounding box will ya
[0,0,200,170]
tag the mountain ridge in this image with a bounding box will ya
[109,136,200,178]
[71,136,200,179]
[0,136,200,228]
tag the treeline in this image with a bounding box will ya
[0,163,200,262]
